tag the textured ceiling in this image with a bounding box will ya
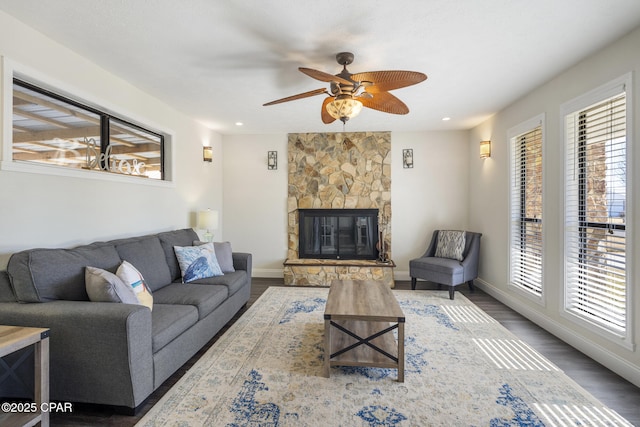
[2,0,640,135]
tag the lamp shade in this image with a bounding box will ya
[480,140,491,158]
[197,209,219,230]
[203,146,213,162]
[326,98,363,122]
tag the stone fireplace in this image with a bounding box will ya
[284,131,394,286]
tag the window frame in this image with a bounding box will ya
[507,114,545,304]
[1,58,175,187]
[561,73,634,350]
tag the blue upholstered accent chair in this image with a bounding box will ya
[409,230,482,300]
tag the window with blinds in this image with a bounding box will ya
[565,91,627,335]
[510,125,543,296]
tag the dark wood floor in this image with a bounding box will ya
[50,279,640,426]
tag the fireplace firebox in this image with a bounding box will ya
[298,209,379,260]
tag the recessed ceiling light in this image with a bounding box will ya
[235,122,243,126]
[442,117,451,121]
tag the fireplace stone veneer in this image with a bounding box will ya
[285,132,393,287]
[283,258,396,287]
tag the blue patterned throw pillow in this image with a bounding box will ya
[174,243,223,283]
[434,230,466,261]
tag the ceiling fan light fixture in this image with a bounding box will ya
[326,97,363,123]
[264,52,427,125]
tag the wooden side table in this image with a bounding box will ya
[0,325,50,427]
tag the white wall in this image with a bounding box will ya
[468,25,640,386]
[0,11,223,268]
[222,134,289,276]
[391,131,470,278]
[222,131,470,278]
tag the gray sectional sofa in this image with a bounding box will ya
[0,228,251,412]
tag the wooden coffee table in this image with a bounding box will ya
[323,280,405,382]
[0,325,50,427]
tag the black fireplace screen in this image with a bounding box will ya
[298,209,379,260]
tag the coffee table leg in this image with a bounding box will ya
[324,317,331,378]
[397,321,404,382]
[35,336,50,426]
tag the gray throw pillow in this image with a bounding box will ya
[85,266,139,304]
[434,230,466,261]
[213,241,235,273]
[194,240,235,273]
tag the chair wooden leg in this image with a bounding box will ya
[411,277,417,290]
[449,286,455,300]
[468,280,475,292]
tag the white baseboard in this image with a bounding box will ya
[475,278,640,388]
[253,268,284,278]
[394,270,411,281]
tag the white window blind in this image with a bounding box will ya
[565,92,627,334]
[510,126,543,296]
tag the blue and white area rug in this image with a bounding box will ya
[137,287,632,426]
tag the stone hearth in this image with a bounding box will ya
[283,258,395,287]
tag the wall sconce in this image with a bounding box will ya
[480,140,491,159]
[203,146,213,162]
[402,149,414,168]
[268,151,277,170]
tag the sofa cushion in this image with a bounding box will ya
[174,244,223,283]
[151,304,199,353]
[409,256,464,286]
[189,270,247,297]
[115,237,172,292]
[157,229,200,281]
[152,283,228,320]
[8,245,122,302]
[85,266,139,304]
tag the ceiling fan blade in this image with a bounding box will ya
[359,91,409,115]
[299,67,352,86]
[321,97,337,124]
[350,71,427,93]
[263,88,328,106]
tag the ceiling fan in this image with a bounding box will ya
[263,52,427,124]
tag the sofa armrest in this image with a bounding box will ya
[232,252,252,274]
[419,230,439,258]
[0,301,153,409]
[232,252,252,290]
[0,271,15,302]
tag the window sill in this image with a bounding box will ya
[0,160,175,188]
[560,309,635,352]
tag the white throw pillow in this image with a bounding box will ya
[116,261,154,310]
